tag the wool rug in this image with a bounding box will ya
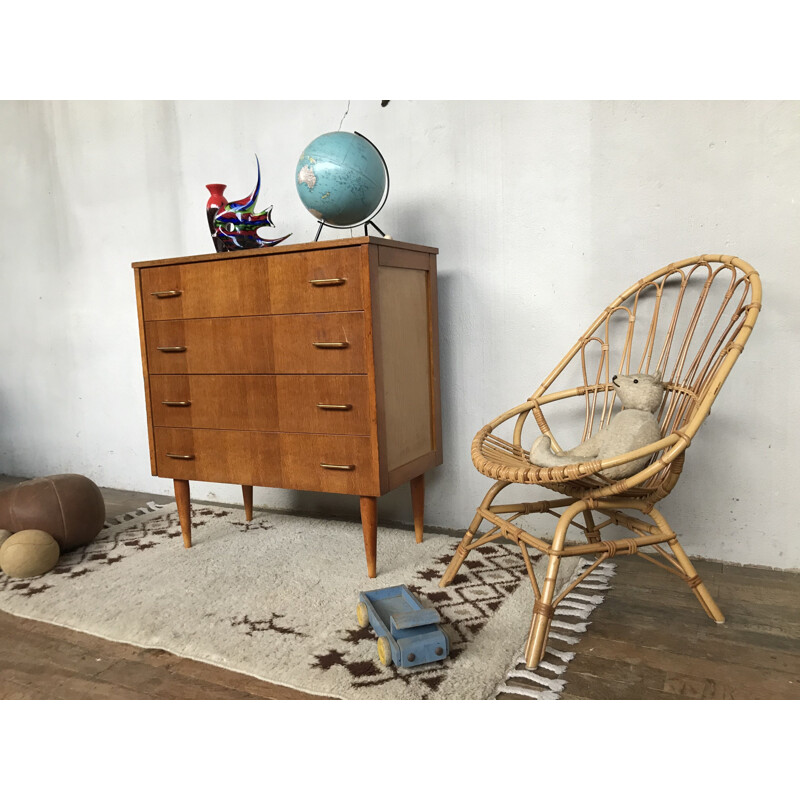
[0,503,615,700]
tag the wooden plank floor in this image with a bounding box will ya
[2,476,798,700]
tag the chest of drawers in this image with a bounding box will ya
[132,237,441,577]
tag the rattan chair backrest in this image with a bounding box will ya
[530,255,761,492]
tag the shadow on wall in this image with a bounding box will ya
[389,197,443,251]
[0,387,17,469]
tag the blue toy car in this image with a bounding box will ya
[356,584,449,668]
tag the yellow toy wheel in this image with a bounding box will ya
[356,601,370,628]
[377,636,393,666]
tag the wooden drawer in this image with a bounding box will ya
[140,247,364,320]
[145,312,366,374]
[150,375,371,435]
[153,428,379,495]
[140,258,271,320]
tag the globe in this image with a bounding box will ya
[295,131,388,228]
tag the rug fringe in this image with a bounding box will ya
[496,684,562,700]
[492,557,615,700]
[103,501,169,529]
[547,631,580,646]
[504,669,566,692]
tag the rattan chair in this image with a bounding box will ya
[440,255,762,668]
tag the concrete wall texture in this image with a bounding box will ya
[1,100,798,569]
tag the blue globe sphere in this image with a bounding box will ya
[295,131,388,227]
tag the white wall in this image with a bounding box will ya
[1,100,798,569]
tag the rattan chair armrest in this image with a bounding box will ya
[484,398,567,449]
[527,386,592,405]
[522,386,603,446]
[482,400,540,433]
[591,432,684,472]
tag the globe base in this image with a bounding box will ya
[313,217,388,242]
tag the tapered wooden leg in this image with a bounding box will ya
[174,479,192,549]
[360,496,378,579]
[242,485,253,521]
[410,474,425,543]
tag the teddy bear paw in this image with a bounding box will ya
[529,435,553,463]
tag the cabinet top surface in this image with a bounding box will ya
[132,236,438,269]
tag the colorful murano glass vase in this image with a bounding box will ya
[205,184,228,253]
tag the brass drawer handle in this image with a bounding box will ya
[309,278,347,286]
[312,341,349,349]
[166,453,195,460]
[157,346,187,353]
[151,290,182,298]
[316,403,353,411]
[162,400,192,407]
[320,463,355,470]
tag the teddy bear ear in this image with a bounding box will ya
[653,369,663,382]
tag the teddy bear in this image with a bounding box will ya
[528,371,665,480]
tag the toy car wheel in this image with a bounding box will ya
[356,601,369,628]
[377,636,393,666]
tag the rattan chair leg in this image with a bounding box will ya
[667,536,725,623]
[525,603,554,668]
[524,500,587,667]
[582,509,601,545]
[643,506,725,623]
[439,481,510,588]
[439,513,480,587]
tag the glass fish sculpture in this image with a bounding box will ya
[211,156,291,251]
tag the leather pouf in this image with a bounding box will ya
[0,529,60,578]
[0,474,105,552]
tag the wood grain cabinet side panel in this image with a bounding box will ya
[376,265,434,471]
[150,374,371,435]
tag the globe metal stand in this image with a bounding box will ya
[313,217,387,242]
[310,131,390,242]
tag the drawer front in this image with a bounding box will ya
[279,433,378,495]
[145,312,367,374]
[140,258,271,320]
[268,247,364,314]
[139,247,364,320]
[153,428,378,495]
[150,374,372,435]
